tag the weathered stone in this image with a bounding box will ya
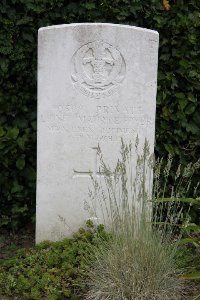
[36,23,159,243]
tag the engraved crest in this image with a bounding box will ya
[71,41,126,98]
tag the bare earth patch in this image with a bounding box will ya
[0,225,35,261]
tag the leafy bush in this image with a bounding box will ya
[0,221,108,300]
[0,0,199,228]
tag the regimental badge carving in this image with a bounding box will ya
[71,41,126,98]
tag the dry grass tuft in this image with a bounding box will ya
[85,139,199,300]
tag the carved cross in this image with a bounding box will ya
[73,147,103,178]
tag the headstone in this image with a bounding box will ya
[36,23,159,243]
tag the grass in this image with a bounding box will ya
[85,139,200,300]
[85,224,185,299]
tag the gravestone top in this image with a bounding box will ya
[39,22,158,33]
[36,23,159,243]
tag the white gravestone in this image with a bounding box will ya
[36,23,159,243]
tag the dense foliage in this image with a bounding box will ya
[0,0,199,228]
[0,222,108,299]
[0,222,199,299]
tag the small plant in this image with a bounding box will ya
[85,139,200,300]
[86,222,186,300]
[0,222,108,300]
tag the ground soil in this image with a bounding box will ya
[0,225,35,261]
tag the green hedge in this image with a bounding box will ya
[0,0,199,228]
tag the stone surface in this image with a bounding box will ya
[36,23,159,243]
